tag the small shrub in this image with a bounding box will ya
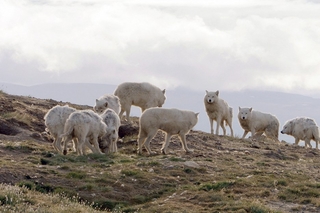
[40,158,50,165]
[307,183,320,189]
[121,170,138,177]
[199,181,235,191]
[67,171,87,179]
[300,199,312,204]
[92,163,113,168]
[59,165,70,170]
[0,194,16,206]
[277,180,288,186]
[19,145,36,153]
[73,155,89,163]
[4,143,37,153]
[35,183,55,193]
[207,194,223,202]
[78,184,94,191]
[184,168,193,174]
[169,157,185,162]
[17,181,35,190]
[249,205,269,213]
[119,159,133,163]
[4,145,15,151]
[261,190,271,197]
[195,167,207,173]
[256,162,270,167]
[92,200,124,211]
[87,153,114,163]
[148,161,160,166]
[42,152,54,157]
[54,187,78,198]
[278,194,287,201]
[131,195,149,204]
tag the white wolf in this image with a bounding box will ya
[238,107,279,142]
[204,90,233,136]
[281,117,319,149]
[44,105,76,153]
[114,82,166,122]
[100,109,121,153]
[137,108,199,155]
[61,110,106,155]
[94,94,121,115]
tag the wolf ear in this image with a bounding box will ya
[105,102,108,107]
[96,99,99,102]
[162,89,166,94]
[238,106,241,111]
[215,90,219,96]
[205,90,208,94]
[249,107,253,112]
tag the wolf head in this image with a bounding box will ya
[205,90,219,104]
[94,100,108,114]
[157,89,166,107]
[238,107,253,120]
[280,121,293,134]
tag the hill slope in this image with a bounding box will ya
[0,91,319,213]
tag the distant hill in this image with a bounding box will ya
[1,82,320,146]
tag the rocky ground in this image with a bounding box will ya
[0,91,319,213]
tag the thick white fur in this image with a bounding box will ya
[238,107,279,142]
[94,94,121,115]
[114,82,166,122]
[61,110,106,155]
[281,117,319,149]
[138,108,199,155]
[204,90,233,136]
[44,105,76,153]
[100,109,121,154]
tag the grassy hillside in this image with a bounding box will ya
[0,90,319,213]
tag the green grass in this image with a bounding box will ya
[67,171,87,179]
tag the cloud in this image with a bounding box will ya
[0,0,320,96]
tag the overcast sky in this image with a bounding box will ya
[1,0,320,97]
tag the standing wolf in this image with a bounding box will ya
[204,90,233,136]
[61,110,106,155]
[114,82,166,122]
[238,107,280,142]
[44,105,77,153]
[137,108,199,155]
[281,117,319,149]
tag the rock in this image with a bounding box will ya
[184,161,200,168]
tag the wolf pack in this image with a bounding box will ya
[44,82,319,156]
